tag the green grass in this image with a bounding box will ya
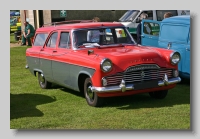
[10,46,190,129]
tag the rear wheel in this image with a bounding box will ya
[149,90,168,99]
[38,73,52,89]
[84,78,104,107]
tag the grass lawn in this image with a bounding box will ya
[10,46,190,129]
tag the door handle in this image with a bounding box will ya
[141,35,144,38]
[186,48,190,51]
[53,50,57,52]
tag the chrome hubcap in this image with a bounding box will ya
[87,86,94,99]
[40,74,45,83]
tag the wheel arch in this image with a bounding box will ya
[78,72,92,93]
[33,69,43,76]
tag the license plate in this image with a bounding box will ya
[134,80,158,90]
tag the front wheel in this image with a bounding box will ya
[38,73,52,89]
[149,90,168,99]
[84,78,104,107]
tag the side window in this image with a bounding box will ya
[156,10,178,21]
[33,33,48,46]
[143,22,160,36]
[143,11,153,20]
[47,32,58,48]
[59,32,71,49]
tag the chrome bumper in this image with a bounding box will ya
[91,74,181,93]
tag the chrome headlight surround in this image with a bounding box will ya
[100,58,113,72]
[170,51,181,65]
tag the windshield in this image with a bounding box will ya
[119,10,140,22]
[73,27,135,49]
[119,10,135,22]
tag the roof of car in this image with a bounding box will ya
[162,15,190,24]
[36,22,124,32]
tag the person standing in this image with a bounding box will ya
[92,17,100,22]
[136,13,148,45]
[21,21,35,46]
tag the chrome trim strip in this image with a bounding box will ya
[91,76,181,93]
[125,64,160,72]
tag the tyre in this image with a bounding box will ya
[149,90,168,99]
[84,78,104,107]
[38,73,52,89]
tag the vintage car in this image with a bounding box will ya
[140,15,190,79]
[25,20,181,107]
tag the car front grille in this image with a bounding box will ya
[104,64,174,86]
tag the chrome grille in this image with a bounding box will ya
[104,68,173,86]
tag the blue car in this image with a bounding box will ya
[140,15,190,79]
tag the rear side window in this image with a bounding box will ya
[33,33,48,46]
[160,24,189,43]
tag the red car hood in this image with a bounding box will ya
[87,45,167,71]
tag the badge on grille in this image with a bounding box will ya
[141,71,145,78]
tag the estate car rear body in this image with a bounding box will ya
[26,21,181,107]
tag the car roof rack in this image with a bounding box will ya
[42,20,93,27]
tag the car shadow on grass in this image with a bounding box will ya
[104,83,190,109]
[10,93,56,120]
[51,83,85,98]
[50,82,190,110]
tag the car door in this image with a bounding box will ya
[141,19,160,47]
[158,23,190,76]
[26,32,48,72]
[51,31,72,87]
[39,31,58,83]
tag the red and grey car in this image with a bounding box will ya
[26,21,181,107]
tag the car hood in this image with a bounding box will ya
[83,45,168,71]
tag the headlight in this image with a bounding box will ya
[170,51,181,65]
[100,58,113,72]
